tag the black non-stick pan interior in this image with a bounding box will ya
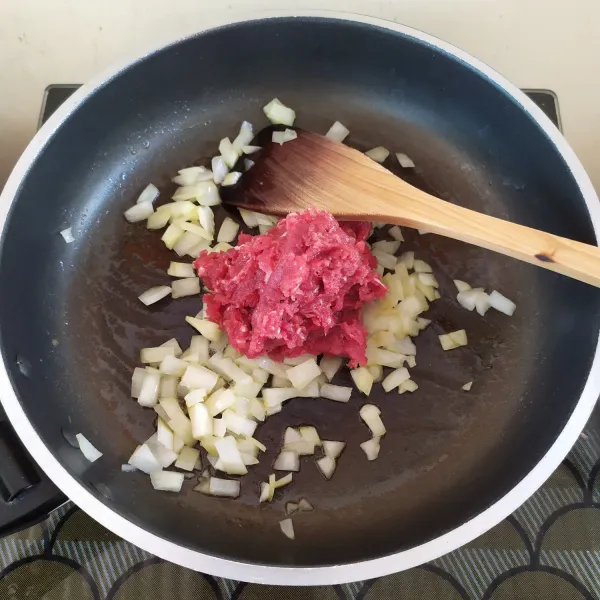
[1,17,599,566]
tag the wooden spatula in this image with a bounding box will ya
[223,128,600,287]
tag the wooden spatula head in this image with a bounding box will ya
[222,128,398,222]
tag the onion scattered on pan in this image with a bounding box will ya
[124,202,154,223]
[280,518,295,540]
[396,153,415,168]
[365,146,390,163]
[76,434,103,462]
[150,471,185,492]
[263,98,296,126]
[325,121,350,143]
[360,437,381,461]
[136,183,160,205]
[60,227,75,243]
[439,330,468,351]
[138,286,171,306]
[462,381,473,391]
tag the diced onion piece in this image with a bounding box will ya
[182,364,219,392]
[284,128,297,142]
[171,278,200,299]
[365,146,389,163]
[197,206,215,237]
[232,121,254,151]
[255,357,290,378]
[209,354,252,385]
[316,455,336,480]
[239,209,259,228]
[263,98,296,126]
[217,217,240,243]
[161,223,184,249]
[382,367,410,392]
[211,156,229,184]
[286,502,298,516]
[128,444,162,473]
[189,402,213,439]
[125,202,154,223]
[489,290,516,316]
[439,330,468,350]
[274,451,300,472]
[208,477,240,498]
[462,381,473,391]
[244,159,255,171]
[242,145,261,154]
[456,289,481,311]
[284,427,303,445]
[280,518,295,540]
[286,358,321,390]
[157,417,174,450]
[322,441,345,460]
[274,473,293,489]
[299,426,321,447]
[140,346,175,364]
[263,387,298,407]
[222,409,257,437]
[372,250,397,271]
[150,471,184,492]
[367,364,383,382]
[138,285,171,306]
[219,138,240,168]
[147,205,172,230]
[168,262,195,278]
[137,183,160,205]
[372,240,401,254]
[222,172,242,186]
[76,434,102,462]
[213,418,227,438]
[320,383,352,402]
[319,356,343,381]
[259,482,271,503]
[360,404,386,437]
[172,166,212,186]
[284,441,315,456]
[398,379,419,394]
[418,273,438,288]
[475,292,491,316]
[185,316,222,342]
[397,251,415,270]
[360,437,381,461]
[131,367,146,398]
[298,498,313,512]
[454,280,471,293]
[389,226,404,242]
[138,371,161,407]
[184,388,207,408]
[215,436,247,475]
[413,259,432,273]
[284,353,316,367]
[325,121,350,143]
[396,153,415,168]
[197,182,221,207]
[350,367,374,396]
[60,227,75,243]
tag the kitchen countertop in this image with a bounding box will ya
[1,0,600,193]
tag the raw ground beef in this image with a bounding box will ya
[193,209,387,367]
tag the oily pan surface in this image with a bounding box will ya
[0,18,599,567]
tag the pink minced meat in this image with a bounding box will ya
[193,209,387,367]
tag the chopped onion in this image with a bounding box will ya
[211,156,229,184]
[319,356,343,381]
[299,426,321,447]
[439,330,468,350]
[218,137,239,168]
[286,502,298,515]
[140,346,176,364]
[76,434,102,462]
[60,227,75,243]
[208,477,240,498]
[263,98,296,126]
[222,409,257,437]
[360,437,381,461]
[150,471,184,492]
[462,381,473,391]
[168,262,195,278]
[239,209,258,228]
[454,279,471,293]
[389,226,404,242]
[244,159,255,171]
[297,498,313,512]
[222,172,242,186]
[173,166,212,186]
[398,379,418,394]
[259,482,271,503]
[286,358,322,390]
[185,317,222,342]
[138,371,161,407]
[475,292,491,316]
[128,444,162,473]
[189,402,212,439]
[242,145,261,154]
[230,121,254,152]
[184,388,206,408]
[320,383,352,402]
[196,206,215,238]
[215,436,247,475]
[157,417,174,450]
[365,146,389,163]
[316,455,336,480]
[382,367,410,392]
[325,121,350,143]
[138,285,171,306]
[171,278,201,299]
[372,240,401,254]
[263,387,299,407]
[413,259,432,273]
[322,441,345,460]
[367,364,383,382]
[274,472,293,489]
[125,202,154,223]
[284,427,303,445]
[147,440,178,468]
[280,518,295,540]
[213,417,227,438]
[396,153,415,168]
[217,217,240,243]
[182,366,217,397]
[489,290,516,316]
[350,367,374,396]
[457,288,482,311]
[360,404,386,437]
[131,367,146,398]
[196,182,221,207]
[284,440,315,456]
[274,451,300,472]
[137,183,160,205]
[372,250,397,271]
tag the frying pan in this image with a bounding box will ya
[1,13,600,585]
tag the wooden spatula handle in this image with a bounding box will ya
[366,173,600,287]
